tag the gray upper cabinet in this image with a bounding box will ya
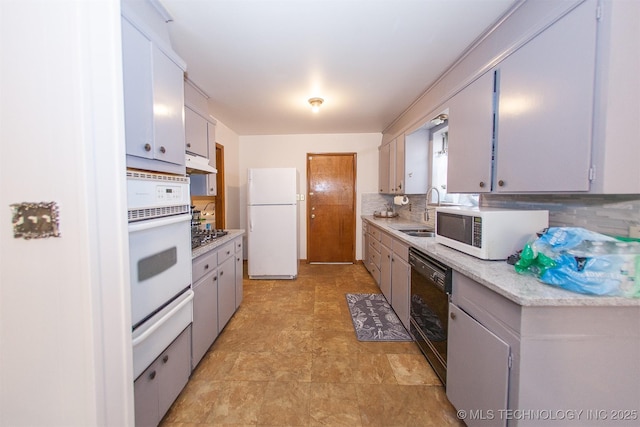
[493,0,596,192]
[379,133,429,195]
[387,0,640,194]
[378,141,392,194]
[402,131,429,194]
[185,106,209,158]
[447,71,495,194]
[122,16,186,174]
[447,1,596,193]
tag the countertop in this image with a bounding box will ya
[192,229,245,259]
[362,216,640,307]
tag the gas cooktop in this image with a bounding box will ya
[191,229,228,249]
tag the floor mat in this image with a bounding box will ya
[345,293,412,342]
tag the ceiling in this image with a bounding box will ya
[160,0,518,135]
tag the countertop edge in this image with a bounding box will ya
[362,216,640,307]
[192,229,245,259]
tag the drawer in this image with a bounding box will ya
[370,246,381,269]
[392,239,409,262]
[234,237,243,253]
[369,239,381,254]
[192,250,217,283]
[370,263,381,286]
[369,226,381,241]
[452,271,521,336]
[381,232,393,248]
[217,241,235,264]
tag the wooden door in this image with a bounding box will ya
[307,153,356,263]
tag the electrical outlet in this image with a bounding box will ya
[629,225,640,238]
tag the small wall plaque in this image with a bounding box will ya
[10,201,61,239]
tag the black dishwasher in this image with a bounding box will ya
[408,248,452,386]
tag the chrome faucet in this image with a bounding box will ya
[425,187,441,221]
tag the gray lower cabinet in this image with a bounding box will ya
[192,268,218,367]
[234,239,243,308]
[367,226,382,285]
[379,241,392,302]
[449,270,640,426]
[217,253,236,333]
[134,326,191,427]
[447,303,510,427]
[191,236,244,367]
[390,239,410,330]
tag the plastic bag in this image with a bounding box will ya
[514,227,640,298]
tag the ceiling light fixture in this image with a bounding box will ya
[308,97,324,113]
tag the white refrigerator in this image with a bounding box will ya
[247,168,299,279]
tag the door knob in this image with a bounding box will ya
[311,214,315,219]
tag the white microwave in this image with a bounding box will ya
[435,206,549,260]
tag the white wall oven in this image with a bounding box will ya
[127,170,193,379]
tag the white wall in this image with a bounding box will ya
[214,120,242,229]
[239,133,382,260]
[0,1,133,425]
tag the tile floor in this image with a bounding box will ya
[160,263,464,426]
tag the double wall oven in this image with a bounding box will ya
[127,170,193,379]
[409,248,452,386]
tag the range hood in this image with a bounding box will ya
[185,154,217,174]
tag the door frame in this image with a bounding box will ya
[215,143,225,229]
[306,152,357,264]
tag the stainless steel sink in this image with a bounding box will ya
[399,229,435,237]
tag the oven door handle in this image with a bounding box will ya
[132,290,194,347]
[128,213,191,233]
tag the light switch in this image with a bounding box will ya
[10,201,61,239]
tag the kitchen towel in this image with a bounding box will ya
[393,195,409,206]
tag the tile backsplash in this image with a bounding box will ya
[362,192,640,238]
[481,194,640,238]
[362,193,436,228]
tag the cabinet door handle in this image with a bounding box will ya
[186,143,191,147]
[498,180,505,187]
[204,264,209,270]
[144,143,151,152]
[220,271,224,276]
[159,146,166,154]
[479,181,485,188]
[149,370,156,380]
[162,355,169,363]
[450,312,457,320]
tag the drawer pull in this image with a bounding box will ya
[149,370,156,380]
[204,264,209,270]
[162,355,169,363]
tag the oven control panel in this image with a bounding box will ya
[156,185,184,202]
[127,170,190,210]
